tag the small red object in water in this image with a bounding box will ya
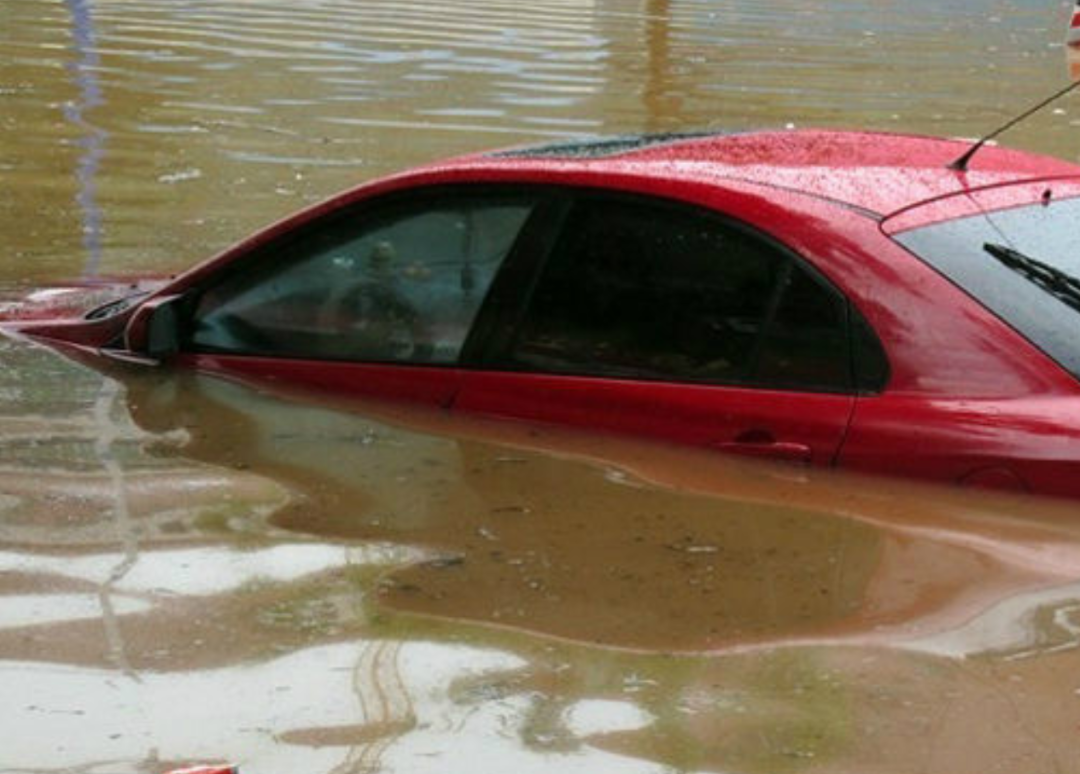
[165,767,238,774]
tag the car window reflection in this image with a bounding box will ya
[189,197,535,364]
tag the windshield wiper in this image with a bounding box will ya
[983,242,1080,313]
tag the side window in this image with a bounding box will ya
[755,266,851,391]
[503,196,853,391]
[189,194,535,364]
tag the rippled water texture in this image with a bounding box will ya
[5,1,1080,773]
[2,0,1075,283]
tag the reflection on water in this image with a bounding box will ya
[6,1,1080,772]
[62,0,107,278]
[4,337,1080,772]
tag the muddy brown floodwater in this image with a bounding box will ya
[5,1,1080,773]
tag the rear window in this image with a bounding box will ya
[893,195,1080,380]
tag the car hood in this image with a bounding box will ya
[0,279,166,324]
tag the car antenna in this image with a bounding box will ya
[950,3,1080,172]
[947,79,1080,172]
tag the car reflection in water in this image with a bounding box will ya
[3,331,1080,773]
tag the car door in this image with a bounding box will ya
[456,192,861,465]
[175,189,544,406]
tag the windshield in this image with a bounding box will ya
[893,195,1080,380]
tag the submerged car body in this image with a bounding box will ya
[7,128,1080,498]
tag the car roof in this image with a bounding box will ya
[442,128,1080,218]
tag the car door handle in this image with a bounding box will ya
[714,431,813,464]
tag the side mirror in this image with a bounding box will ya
[146,298,181,360]
[123,293,187,362]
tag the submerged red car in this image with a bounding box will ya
[7,128,1080,498]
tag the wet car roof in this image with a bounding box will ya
[458,129,1080,217]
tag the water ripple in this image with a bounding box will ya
[2,0,1069,282]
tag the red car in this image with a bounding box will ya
[7,128,1080,498]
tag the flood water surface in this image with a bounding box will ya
[6,339,1080,774]
[5,1,1080,772]
[3,0,1076,283]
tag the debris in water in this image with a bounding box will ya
[157,168,203,184]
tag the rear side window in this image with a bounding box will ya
[756,266,850,388]
[499,196,862,392]
[894,196,1080,380]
